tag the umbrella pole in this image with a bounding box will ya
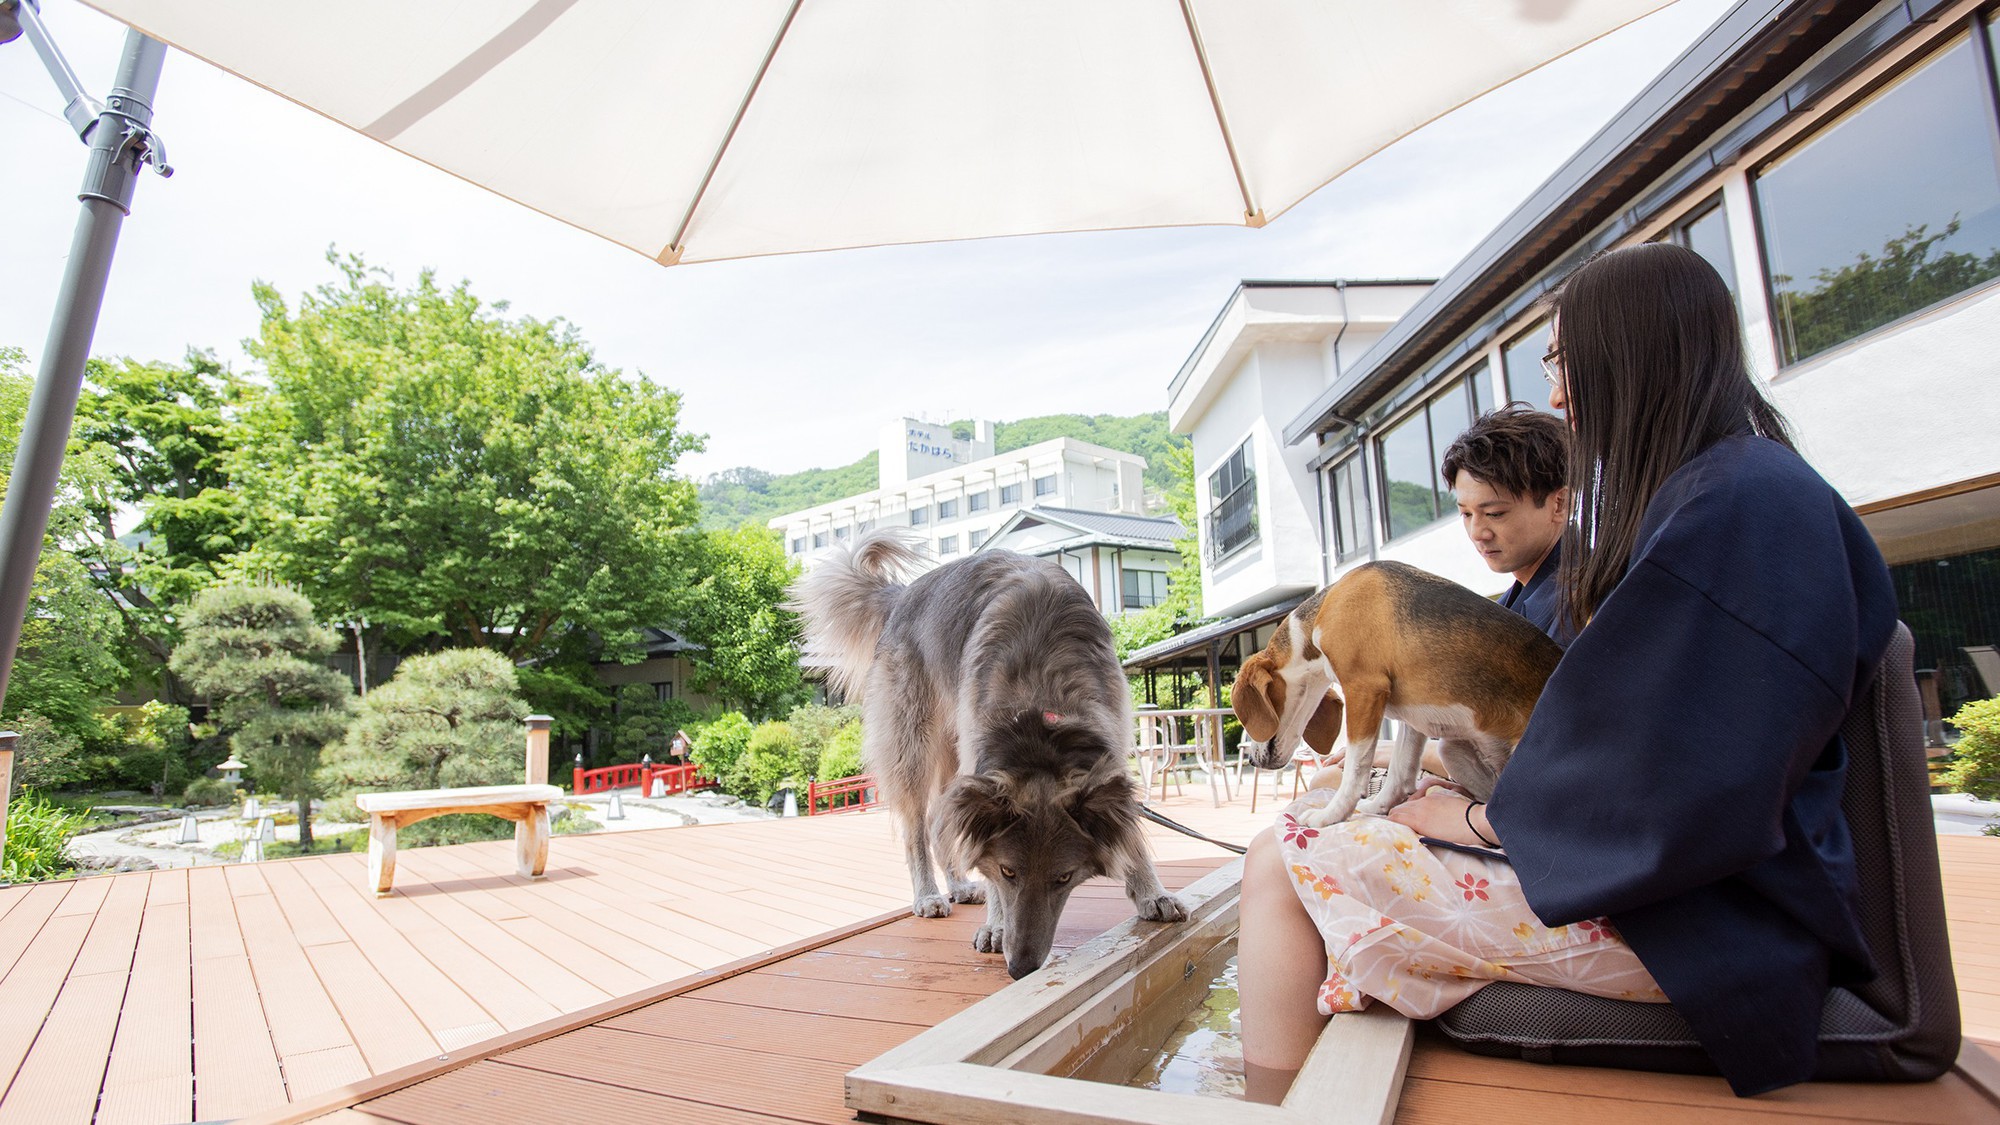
[0,26,168,716]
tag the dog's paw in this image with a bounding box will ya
[913,894,952,918]
[1354,792,1400,817]
[948,881,986,905]
[1298,803,1349,830]
[1138,893,1188,923]
[972,924,1004,954]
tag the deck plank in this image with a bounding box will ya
[97,871,195,1125]
[499,1025,856,1122]
[362,1061,801,1125]
[0,875,145,1121]
[600,996,922,1064]
[189,865,289,1121]
[233,891,361,1061]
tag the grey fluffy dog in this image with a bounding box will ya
[790,529,1187,978]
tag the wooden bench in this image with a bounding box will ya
[354,783,562,896]
[349,714,559,896]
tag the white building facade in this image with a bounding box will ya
[1178,0,2000,724]
[771,419,1148,567]
[1166,281,1431,620]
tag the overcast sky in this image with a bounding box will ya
[2,0,1734,478]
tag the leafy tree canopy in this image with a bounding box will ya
[667,526,807,719]
[236,253,703,664]
[0,349,128,734]
[72,351,256,671]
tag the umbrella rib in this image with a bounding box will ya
[661,0,807,264]
[1179,0,1262,227]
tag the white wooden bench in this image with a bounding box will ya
[349,715,560,896]
[355,784,563,896]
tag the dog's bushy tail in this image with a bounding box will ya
[787,528,927,701]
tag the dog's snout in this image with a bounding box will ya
[1006,958,1038,980]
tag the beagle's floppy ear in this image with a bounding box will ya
[1232,654,1285,741]
[1301,692,1345,756]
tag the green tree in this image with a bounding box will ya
[0,349,129,735]
[169,585,352,849]
[1109,442,1206,660]
[670,527,807,718]
[236,254,703,674]
[320,648,529,793]
[71,352,256,679]
[607,682,697,762]
[688,712,754,792]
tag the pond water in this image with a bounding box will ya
[1124,955,1244,1098]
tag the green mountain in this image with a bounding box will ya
[697,411,1184,531]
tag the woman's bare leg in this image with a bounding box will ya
[1238,825,1329,1104]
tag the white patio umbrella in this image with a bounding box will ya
[80,0,1673,265]
[0,0,1681,732]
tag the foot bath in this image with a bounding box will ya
[846,860,1413,1124]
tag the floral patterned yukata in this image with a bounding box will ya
[1276,788,1666,1019]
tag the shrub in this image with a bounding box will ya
[785,704,859,782]
[608,684,699,762]
[321,648,529,794]
[2,790,81,882]
[6,713,84,797]
[818,721,864,781]
[689,712,754,788]
[741,721,802,805]
[182,777,238,807]
[1943,696,2000,801]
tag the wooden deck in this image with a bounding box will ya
[0,787,1269,1124]
[246,833,2000,1125]
[1,784,1995,1124]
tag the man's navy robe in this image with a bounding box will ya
[1486,434,1897,1096]
[1501,539,1568,646]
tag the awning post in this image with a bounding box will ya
[0,27,168,714]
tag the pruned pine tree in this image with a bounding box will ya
[322,648,529,794]
[169,585,351,849]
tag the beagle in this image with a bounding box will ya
[1233,561,1563,829]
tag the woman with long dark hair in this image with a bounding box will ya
[1238,243,1897,1101]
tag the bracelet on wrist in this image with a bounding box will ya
[1465,798,1501,849]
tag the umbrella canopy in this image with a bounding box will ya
[82,0,1672,265]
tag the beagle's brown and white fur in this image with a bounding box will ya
[1234,561,1563,829]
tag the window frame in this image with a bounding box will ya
[1000,482,1023,505]
[938,534,959,555]
[1373,376,1476,544]
[1205,439,1259,564]
[910,505,930,526]
[1032,474,1058,498]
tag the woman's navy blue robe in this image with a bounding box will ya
[1486,434,1897,1096]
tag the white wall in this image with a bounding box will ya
[1772,283,2000,508]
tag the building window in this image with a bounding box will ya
[858,519,875,533]
[968,491,990,512]
[1330,453,1371,562]
[1466,358,1494,418]
[1000,482,1023,505]
[1754,32,2000,366]
[1666,196,1737,297]
[938,535,959,555]
[1377,378,1475,541]
[791,537,805,554]
[812,531,828,549]
[653,682,674,702]
[1122,569,1169,609]
[833,526,850,541]
[1206,440,1258,562]
[1501,323,1558,414]
[910,505,930,526]
[938,498,959,520]
[1033,475,1057,498]
[969,529,987,549]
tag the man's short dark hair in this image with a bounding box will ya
[1440,404,1570,506]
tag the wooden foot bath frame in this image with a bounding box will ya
[846,860,1416,1125]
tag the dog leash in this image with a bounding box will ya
[1136,803,1248,855]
